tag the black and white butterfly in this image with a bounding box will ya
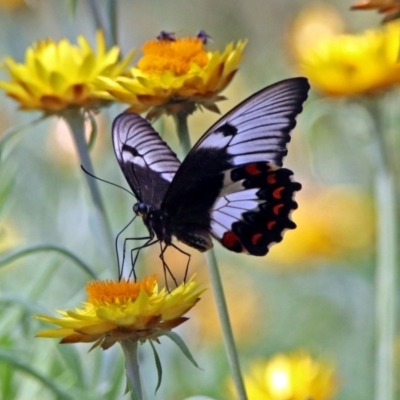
[112,77,309,276]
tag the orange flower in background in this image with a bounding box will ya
[0,31,134,114]
[95,31,246,119]
[239,352,337,400]
[295,20,400,97]
[351,0,400,22]
[35,275,204,349]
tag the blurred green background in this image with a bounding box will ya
[0,1,393,399]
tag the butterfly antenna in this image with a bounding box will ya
[80,165,136,198]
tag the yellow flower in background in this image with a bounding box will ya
[95,32,246,119]
[241,352,337,400]
[35,275,203,349]
[0,0,25,9]
[351,0,400,22]
[296,21,400,97]
[287,3,345,61]
[0,31,134,113]
[268,186,374,265]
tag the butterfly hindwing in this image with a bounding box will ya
[112,113,181,209]
[161,78,309,254]
[211,162,301,255]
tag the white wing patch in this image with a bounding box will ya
[113,113,181,183]
[211,187,261,239]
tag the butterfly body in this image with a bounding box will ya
[112,77,310,259]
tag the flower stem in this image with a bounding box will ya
[173,113,248,400]
[173,112,192,155]
[367,99,398,400]
[63,110,114,266]
[87,0,106,34]
[206,250,248,400]
[106,0,118,47]
[120,341,143,400]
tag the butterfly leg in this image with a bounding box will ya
[169,243,191,283]
[115,215,139,278]
[158,243,178,291]
[128,237,159,280]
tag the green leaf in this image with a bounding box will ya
[0,349,74,400]
[161,331,200,369]
[149,340,163,394]
[87,113,98,151]
[0,116,47,161]
[0,244,98,279]
[68,0,78,15]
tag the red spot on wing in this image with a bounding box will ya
[267,221,277,230]
[245,163,261,175]
[273,204,284,215]
[267,174,277,184]
[222,231,243,252]
[273,187,285,199]
[251,233,263,245]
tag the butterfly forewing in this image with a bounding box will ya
[161,77,309,255]
[191,77,310,167]
[112,113,181,209]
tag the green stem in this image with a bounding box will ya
[120,341,143,400]
[374,172,396,400]
[87,0,106,34]
[173,113,247,400]
[206,250,248,400]
[106,0,118,47]
[173,112,192,155]
[367,99,397,400]
[63,110,114,267]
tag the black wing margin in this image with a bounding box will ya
[112,113,181,209]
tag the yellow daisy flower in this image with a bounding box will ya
[0,31,134,114]
[241,352,337,400]
[95,32,246,119]
[35,275,203,349]
[297,21,400,97]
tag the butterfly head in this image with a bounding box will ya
[133,202,149,217]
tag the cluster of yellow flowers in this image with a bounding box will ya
[0,30,245,118]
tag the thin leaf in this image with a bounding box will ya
[0,115,47,161]
[149,340,163,394]
[0,244,98,279]
[68,0,78,15]
[87,113,98,151]
[0,349,74,400]
[161,331,200,369]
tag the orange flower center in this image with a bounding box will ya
[86,275,157,304]
[137,37,209,75]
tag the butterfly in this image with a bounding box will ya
[112,77,309,273]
